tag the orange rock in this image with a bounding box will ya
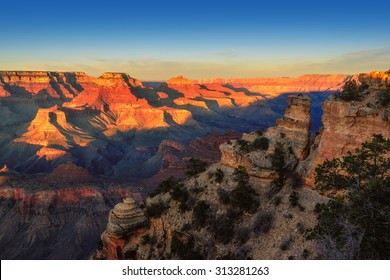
[36,147,68,160]
[301,86,390,187]
[195,74,349,97]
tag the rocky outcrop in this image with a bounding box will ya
[299,96,390,187]
[167,75,194,86]
[99,198,148,259]
[220,95,312,178]
[273,95,312,160]
[358,70,390,89]
[105,198,148,238]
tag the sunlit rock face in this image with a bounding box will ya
[299,72,390,187]
[274,95,312,160]
[195,74,349,97]
[358,70,390,89]
[0,70,348,181]
[164,75,261,108]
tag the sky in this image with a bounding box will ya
[0,0,390,80]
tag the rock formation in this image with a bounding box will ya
[195,74,349,97]
[105,198,148,238]
[272,95,312,160]
[299,71,390,187]
[220,94,312,178]
[358,70,390,89]
[99,198,148,259]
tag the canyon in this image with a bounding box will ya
[0,70,352,259]
[96,70,389,260]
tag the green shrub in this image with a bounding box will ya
[185,158,208,177]
[152,176,178,196]
[271,142,287,188]
[140,235,150,245]
[280,237,294,251]
[336,80,364,101]
[230,183,259,212]
[192,200,210,228]
[217,188,230,204]
[236,227,251,244]
[256,129,264,136]
[170,183,189,211]
[252,137,269,150]
[237,139,251,153]
[302,249,310,259]
[233,166,249,185]
[214,168,225,183]
[213,214,235,244]
[253,211,274,234]
[146,201,168,218]
[271,142,286,172]
[378,90,390,107]
[289,191,299,207]
[171,231,203,260]
[307,134,390,259]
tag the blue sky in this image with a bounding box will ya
[1,0,390,79]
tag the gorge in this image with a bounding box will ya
[2,70,387,259]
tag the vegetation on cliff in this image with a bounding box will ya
[307,134,390,259]
[335,80,366,101]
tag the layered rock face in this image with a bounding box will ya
[299,72,390,187]
[220,95,312,178]
[105,198,148,238]
[100,198,148,259]
[163,75,261,107]
[0,71,85,101]
[195,74,349,97]
[274,95,312,159]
